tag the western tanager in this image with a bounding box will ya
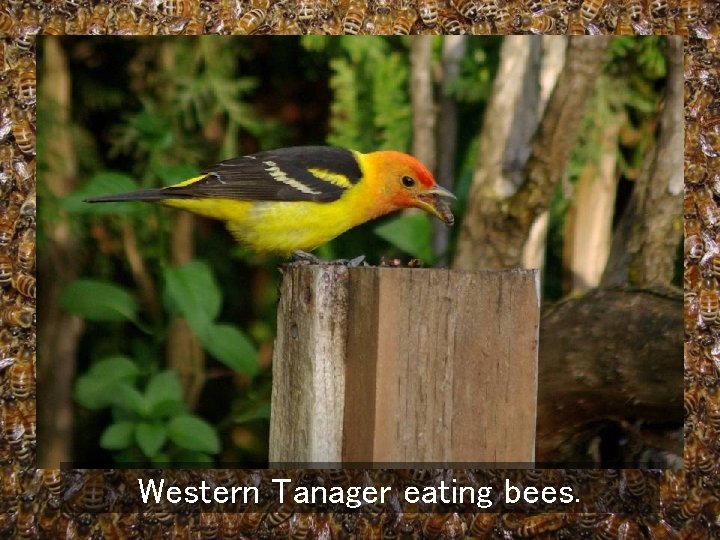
[86,146,455,257]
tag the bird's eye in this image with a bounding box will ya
[402,176,415,188]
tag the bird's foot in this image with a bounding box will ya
[291,250,323,265]
[290,251,366,268]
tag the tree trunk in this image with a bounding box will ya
[434,36,465,262]
[37,39,82,467]
[563,109,624,293]
[410,36,435,173]
[536,287,682,464]
[454,37,611,271]
[522,36,567,272]
[601,36,683,288]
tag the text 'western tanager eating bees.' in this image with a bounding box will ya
[86,146,456,262]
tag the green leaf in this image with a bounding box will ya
[114,383,148,417]
[374,212,435,263]
[59,279,140,323]
[150,399,187,419]
[74,356,140,409]
[135,422,167,458]
[144,371,184,411]
[167,415,220,454]
[88,356,140,382]
[200,323,258,376]
[232,402,271,424]
[100,421,136,450]
[163,261,221,336]
[62,172,140,214]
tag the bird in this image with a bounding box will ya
[86,146,455,259]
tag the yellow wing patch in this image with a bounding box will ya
[172,174,211,187]
[307,168,354,189]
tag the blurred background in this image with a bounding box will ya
[37,36,681,468]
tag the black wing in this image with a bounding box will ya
[86,147,364,204]
[169,146,363,203]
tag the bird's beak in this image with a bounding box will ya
[416,185,456,226]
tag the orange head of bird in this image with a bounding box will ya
[365,150,456,225]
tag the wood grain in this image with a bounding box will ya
[270,266,539,465]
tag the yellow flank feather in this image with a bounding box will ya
[163,178,380,255]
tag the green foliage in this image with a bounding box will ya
[78,364,220,463]
[306,37,411,153]
[374,213,435,263]
[61,172,141,214]
[60,280,141,325]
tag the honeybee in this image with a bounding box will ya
[158,0,196,18]
[2,398,25,448]
[440,9,465,32]
[342,0,366,33]
[67,1,92,33]
[374,0,395,14]
[621,470,646,498]
[275,10,303,32]
[219,513,242,538]
[393,7,416,33]
[42,469,64,497]
[182,4,207,32]
[11,109,35,156]
[239,512,264,533]
[267,503,293,528]
[468,513,496,537]
[0,9,14,36]
[8,345,34,399]
[199,512,220,538]
[699,277,720,325]
[12,154,34,194]
[74,470,108,512]
[520,13,556,32]
[696,188,720,227]
[42,11,68,35]
[88,2,111,34]
[13,273,35,299]
[15,228,34,273]
[318,10,343,33]
[38,496,61,538]
[595,515,640,540]
[451,0,479,19]
[234,8,266,34]
[523,0,544,14]
[0,253,11,285]
[113,5,138,34]
[367,10,393,33]
[514,514,565,537]
[649,0,667,21]
[0,205,17,247]
[15,493,36,539]
[421,513,452,539]
[417,0,438,25]
[0,106,12,143]
[684,437,714,476]
[0,306,34,328]
[493,5,515,31]
[479,0,497,19]
[297,0,317,22]
[580,0,604,21]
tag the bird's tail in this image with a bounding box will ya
[85,188,173,203]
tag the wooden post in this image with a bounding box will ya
[269,266,539,465]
